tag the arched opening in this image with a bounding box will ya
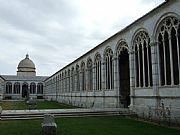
[117,42,130,108]
[81,62,86,91]
[14,82,20,94]
[87,58,93,91]
[37,83,43,94]
[6,82,12,94]
[95,53,102,90]
[134,31,152,87]
[22,83,28,98]
[105,48,114,90]
[30,82,36,94]
[157,16,180,85]
[76,65,80,91]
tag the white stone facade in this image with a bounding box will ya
[0,76,46,100]
[0,54,47,100]
[44,0,180,121]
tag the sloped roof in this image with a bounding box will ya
[45,0,171,81]
[0,75,48,81]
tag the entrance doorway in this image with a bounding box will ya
[118,48,130,108]
[22,83,28,98]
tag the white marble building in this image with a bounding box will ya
[0,54,48,100]
[44,0,180,120]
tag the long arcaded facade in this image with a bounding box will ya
[44,0,180,119]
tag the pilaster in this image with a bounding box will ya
[129,46,135,107]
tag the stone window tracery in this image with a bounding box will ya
[134,31,152,87]
[60,74,62,93]
[157,16,180,85]
[81,62,86,91]
[87,58,93,91]
[95,54,102,90]
[105,48,114,89]
[71,67,74,92]
[62,73,64,93]
[57,75,60,94]
[76,65,80,91]
[68,69,71,92]
[65,71,67,93]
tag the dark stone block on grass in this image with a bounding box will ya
[42,114,57,135]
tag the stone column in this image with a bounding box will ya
[56,78,58,101]
[70,74,72,92]
[101,61,106,90]
[79,71,82,104]
[150,41,160,107]
[93,66,96,96]
[129,46,135,109]
[20,82,22,97]
[79,71,82,92]
[57,77,60,101]
[85,69,88,92]
[28,84,30,99]
[35,83,37,95]
[12,82,14,94]
[74,73,77,92]
[101,60,106,108]
[113,56,119,108]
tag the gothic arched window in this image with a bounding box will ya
[76,65,80,91]
[95,54,102,90]
[105,48,114,89]
[6,82,12,94]
[134,31,152,87]
[65,71,67,93]
[87,58,93,91]
[37,83,43,94]
[71,67,75,92]
[68,69,71,92]
[30,82,36,94]
[157,16,180,85]
[14,82,20,94]
[81,62,86,91]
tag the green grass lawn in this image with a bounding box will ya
[0,116,179,135]
[0,101,77,110]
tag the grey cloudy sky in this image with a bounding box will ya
[0,0,164,76]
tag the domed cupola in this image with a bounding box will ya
[17,54,36,76]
